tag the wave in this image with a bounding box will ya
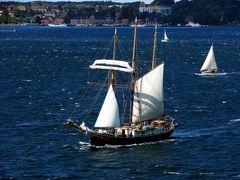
[174,125,231,139]
[226,72,240,75]
[90,138,180,149]
[77,141,91,150]
[164,171,183,175]
[228,118,240,124]
[79,141,90,146]
[22,79,32,82]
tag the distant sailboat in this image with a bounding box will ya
[197,44,226,76]
[161,29,169,42]
[66,21,178,147]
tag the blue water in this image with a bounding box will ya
[0,26,240,179]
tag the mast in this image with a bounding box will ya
[152,23,157,69]
[111,29,117,86]
[130,17,137,124]
[131,17,137,80]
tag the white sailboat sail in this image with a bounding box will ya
[161,29,169,42]
[94,85,120,128]
[200,45,217,72]
[132,62,164,123]
[164,30,169,41]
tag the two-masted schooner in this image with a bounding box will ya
[66,20,178,147]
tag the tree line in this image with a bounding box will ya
[0,0,240,25]
[154,0,240,25]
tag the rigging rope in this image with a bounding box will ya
[66,36,114,122]
[82,74,109,122]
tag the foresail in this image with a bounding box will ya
[94,85,120,128]
[200,45,218,72]
[132,62,164,123]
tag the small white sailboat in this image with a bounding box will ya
[161,29,169,42]
[196,44,226,76]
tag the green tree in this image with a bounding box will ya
[2,8,9,24]
[35,15,41,24]
[152,0,175,6]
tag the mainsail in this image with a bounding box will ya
[132,62,164,123]
[200,45,217,72]
[164,30,169,41]
[94,85,120,128]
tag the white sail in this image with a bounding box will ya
[132,62,164,123]
[90,59,133,73]
[164,30,169,41]
[94,85,120,128]
[200,45,217,72]
[161,29,169,42]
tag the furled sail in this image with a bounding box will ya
[94,85,120,128]
[200,45,217,72]
[90,59,133,73]
[132,62,164,123]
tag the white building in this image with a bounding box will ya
[139,1,172,16]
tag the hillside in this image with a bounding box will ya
[170,0,240,25]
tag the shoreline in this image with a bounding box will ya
[0,23,240,28]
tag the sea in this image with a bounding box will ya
[0,26,240,179]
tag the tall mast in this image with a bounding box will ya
[111,29,117,86]
[152,23,157,69]
[131,17,137,80]
[130,17,137,124]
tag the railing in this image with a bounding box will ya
[134,127,165,137]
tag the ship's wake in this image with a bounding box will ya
[76,138,182,150]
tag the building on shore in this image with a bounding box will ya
[139,1,172,16]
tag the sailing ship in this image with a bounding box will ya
[198,44,226,76]
[161,29,169,42]
[66,20,178,147]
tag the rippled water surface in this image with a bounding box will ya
[0,26,240,179]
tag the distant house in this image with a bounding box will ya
[120,18,129,25]
[71,17,116,26]
[70,19,79,25]
[139,1,172,16]
[53,18,64,24]
[31,6,47,13]
[17,5,26,11]
[41,19,51,24]
[8,12,14,18]
[44,12,56,19]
